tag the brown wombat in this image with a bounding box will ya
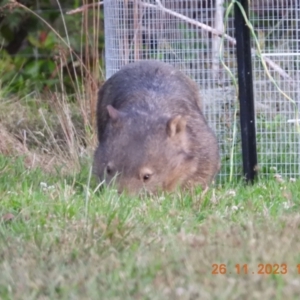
[94,60,220,194]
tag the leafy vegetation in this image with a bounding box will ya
[0,0,104,96]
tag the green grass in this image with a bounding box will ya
[1,155,300,299]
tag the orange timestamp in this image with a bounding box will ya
[211,263,299,275]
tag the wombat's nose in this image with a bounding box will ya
[116,182,142,196]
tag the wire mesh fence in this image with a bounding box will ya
[103,0,300,182]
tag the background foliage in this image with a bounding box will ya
[0,0,105,96]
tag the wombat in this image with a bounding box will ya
[94,60,220,194]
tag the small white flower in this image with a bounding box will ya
[40,182,55,191]
[283,202,293,209]
[231,205,239,211]
[227,190,236,197]
[40,182,48,188]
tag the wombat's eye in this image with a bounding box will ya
[140,167,153,183]
[106,164,113,175]
[143,174,151,182]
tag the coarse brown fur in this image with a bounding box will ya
[94,60,220,195]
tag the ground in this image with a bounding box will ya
[1,150,300,299]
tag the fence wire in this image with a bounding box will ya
[103,0,300,182]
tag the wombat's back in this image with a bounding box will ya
[97,60,203,140]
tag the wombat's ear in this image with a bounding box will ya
[107,105,123,121]
[166,115,187,138]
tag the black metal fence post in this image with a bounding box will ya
[234,0,258,183]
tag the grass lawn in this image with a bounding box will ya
[1,155,300,299]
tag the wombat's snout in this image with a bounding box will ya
[103,174,153,196]
[100,163,160,195]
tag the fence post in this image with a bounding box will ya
[234,0,258,183]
